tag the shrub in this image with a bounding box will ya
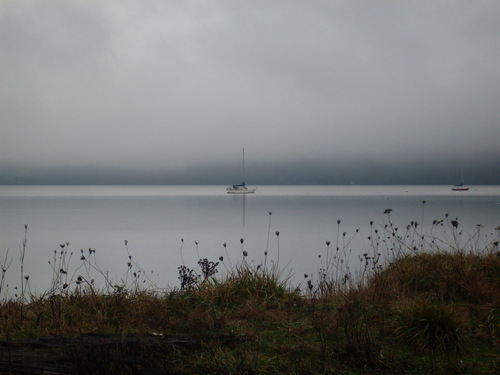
[393,298,468,354]
[366,252,500,305]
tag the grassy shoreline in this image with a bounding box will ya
[1,216,498,374]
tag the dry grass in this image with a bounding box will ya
[0,217,499,374]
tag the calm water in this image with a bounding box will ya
[1,185,499,294]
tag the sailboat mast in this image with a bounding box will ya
[242,148,246,185]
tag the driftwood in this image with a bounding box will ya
[0,333,203,374]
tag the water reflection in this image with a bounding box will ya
[230,193,246,226]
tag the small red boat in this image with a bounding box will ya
[452,183,469,191]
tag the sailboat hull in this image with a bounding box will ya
[226,187,256,194]
[452,182,469,191]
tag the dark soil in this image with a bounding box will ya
[0,333,203,374]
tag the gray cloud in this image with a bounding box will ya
[1,0,499,184]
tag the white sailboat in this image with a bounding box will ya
[227,149,256,194]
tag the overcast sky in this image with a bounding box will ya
[1,0,499,185]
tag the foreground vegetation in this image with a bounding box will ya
[1,215,498,374]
